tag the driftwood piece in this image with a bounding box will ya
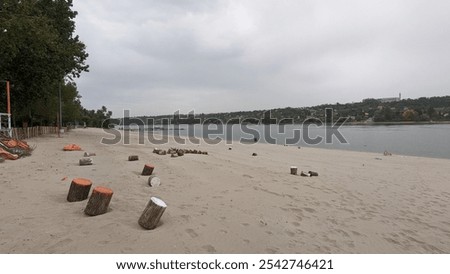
[300,171,310,177]
[308,171,319,177]
[67,178,92,202]
[84,152,96,157]
[84,186,113,216]
[138,197,167,230]
[148,175,161,187]
[79,157,93,166]
[290,166,298,175]
[128,155,139,161]
[142,164,155,175]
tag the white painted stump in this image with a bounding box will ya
[79,157,93,166]
[148,175,161,187]
[290,166,298,175]
[138,197,167,230]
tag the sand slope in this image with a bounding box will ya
[1,128,449,253]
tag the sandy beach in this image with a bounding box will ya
[1,128,450,254]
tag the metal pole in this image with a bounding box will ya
[59,81,62,128]
[6,80,10,114]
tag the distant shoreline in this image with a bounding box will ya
[346,121,450,126]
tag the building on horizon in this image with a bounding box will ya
[377,93,402,103]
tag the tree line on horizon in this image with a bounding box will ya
[0,0,111,128]
[117,95,450,126]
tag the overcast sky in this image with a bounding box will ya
[72,0,450,117]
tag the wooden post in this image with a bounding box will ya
[67,178,92,202]
[128,155,139,161]
[84,186,113,216]
[290,166,298,175]
[141,164,155,175]
[138,197,167,230]
[148,175,161,187]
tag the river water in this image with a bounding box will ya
[120,124,450,159]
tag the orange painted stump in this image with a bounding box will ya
[67,178,92,202]
[141,164,155,175]
[84,186,113,216]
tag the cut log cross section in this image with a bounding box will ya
[84,186,113,216]
[67,178,92,202]
[138,197,167,230]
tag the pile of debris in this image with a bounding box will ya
[153,147,208,157]
[0,138,34,161]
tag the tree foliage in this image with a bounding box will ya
[0,0,92,126]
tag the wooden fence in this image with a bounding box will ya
[11,126,67,140]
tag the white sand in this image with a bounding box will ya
[1,128,449,253]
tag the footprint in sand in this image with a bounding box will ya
[186,229,198,238]
[202,245,217,253]
[303,207,316,213]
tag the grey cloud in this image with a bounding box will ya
[73,0,450,116]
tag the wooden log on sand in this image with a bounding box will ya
[148,175,161,187]
[128,155,139,161]
[84,186,113,216]
[141,164,155,175]
[138,197,167,230]
[308,171,319,177]
[67,178,92,202]
[79,157,93,166]
[300,171,310,177]
[84,152,96,157]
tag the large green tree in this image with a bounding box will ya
[0,0,88,126]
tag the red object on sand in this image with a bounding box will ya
[63,144,82,151]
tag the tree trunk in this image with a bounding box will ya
[138,197,167,230]
[84,186,113,216]
[141,164,155,175]
[67,178,92,202]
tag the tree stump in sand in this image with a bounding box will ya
[141,164,155,175]
[67,178,92,202]
[128,155,139,161]
[148,175,161,187]
[84,186,113,216]
[290,166,298,175]
[79,157,93,166]
[138,197,167,230]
